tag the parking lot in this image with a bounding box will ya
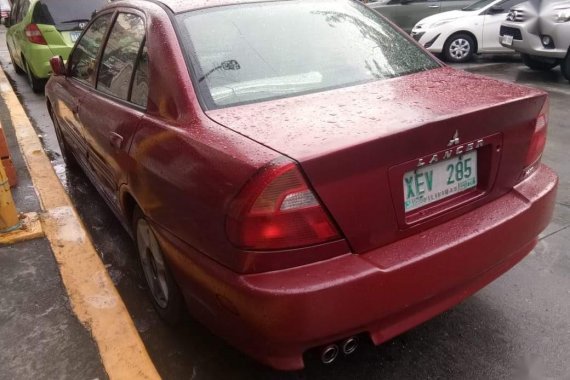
[1,21,569,380]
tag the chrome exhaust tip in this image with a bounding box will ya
[341,336,359,355]
[320,344,339,364]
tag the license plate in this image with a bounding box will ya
[501,35,513,46]
[70,31,81,43]
[403,151,477,213]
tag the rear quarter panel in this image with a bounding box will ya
[124,2,282,271]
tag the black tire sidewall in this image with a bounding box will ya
[444,34,475,63]
[51,110,80,169]
[132,207,185,325]
[24,59,44,93]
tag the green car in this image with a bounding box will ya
[5,0,108,92]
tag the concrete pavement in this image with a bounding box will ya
[0,27,159,379]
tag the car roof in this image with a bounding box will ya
[139,0,291,14]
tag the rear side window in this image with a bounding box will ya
[32,0,109,31]
[97,13,146,101]
[69,13,113,85]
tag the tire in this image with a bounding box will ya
[9,50,25,75]
[561,52,570,82]
[521,54,559,71]
[50,108,80,170]
[133,207,185,325]
[443,34,475,63]
[24,59,45,93]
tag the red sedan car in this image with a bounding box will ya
[46,0,558,370]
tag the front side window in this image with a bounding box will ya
[97,13,145,100]
[177,0,439,109]
[69,13,113,85]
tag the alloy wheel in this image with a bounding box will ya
[449,38,471,60]
[137,218,169,308]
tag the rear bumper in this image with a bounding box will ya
[157,164,557,370]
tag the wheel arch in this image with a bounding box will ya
[445,30,479,54]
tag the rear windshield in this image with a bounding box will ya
[32,0,110,31]
[176,0,440,109]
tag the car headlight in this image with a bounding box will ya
[552,8,570,23]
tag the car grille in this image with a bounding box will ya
[500,26,523,40]
[506,9,528,22]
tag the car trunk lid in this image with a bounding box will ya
[206,67,547,253]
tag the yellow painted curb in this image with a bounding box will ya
[0,212,44,245]
[0,68,161,379]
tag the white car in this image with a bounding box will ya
[411,0,526,62]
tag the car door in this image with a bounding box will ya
[56,12,114,167]
[371,0,442,33]
[482,0,525,51]
[6,0,29,69]
[79,10,147,211]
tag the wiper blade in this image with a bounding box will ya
[199,60,241,83]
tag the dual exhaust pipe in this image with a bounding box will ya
[320,336,359,364]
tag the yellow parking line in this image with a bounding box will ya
[0,69,160,379]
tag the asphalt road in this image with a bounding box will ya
[1,25,569,379]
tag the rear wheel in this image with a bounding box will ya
[443,34,475,63]
[133,207,184,325]
[9,50,25,75]
[561,52,570,82]
[24,59,45,93]
[50,108,80,170]
[521,54,560,71]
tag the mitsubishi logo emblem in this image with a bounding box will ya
[447,130,460,147]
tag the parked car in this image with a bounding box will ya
[500,0,570,81]
[46,0,557,370]
[0,0,10,25]
[368,0,474,33]
[412,0,526,62]
[5,0,109,92]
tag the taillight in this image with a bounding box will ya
[25,24,47,45]
[227,159,340,250]
[524,99,549,170]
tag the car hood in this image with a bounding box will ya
[205,67,540,162]
[414,10,468,28]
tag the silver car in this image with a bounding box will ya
[368,0,474,33]
[500,0,570,81]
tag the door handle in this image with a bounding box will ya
[109,132,124,149]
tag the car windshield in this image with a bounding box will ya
[32,0,110,31]
[462,0,496,11]
[176,0,440,109]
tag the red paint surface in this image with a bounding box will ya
[45,0,559,370]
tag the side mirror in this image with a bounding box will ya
[488,5,504,14]
[49,56,66,76]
